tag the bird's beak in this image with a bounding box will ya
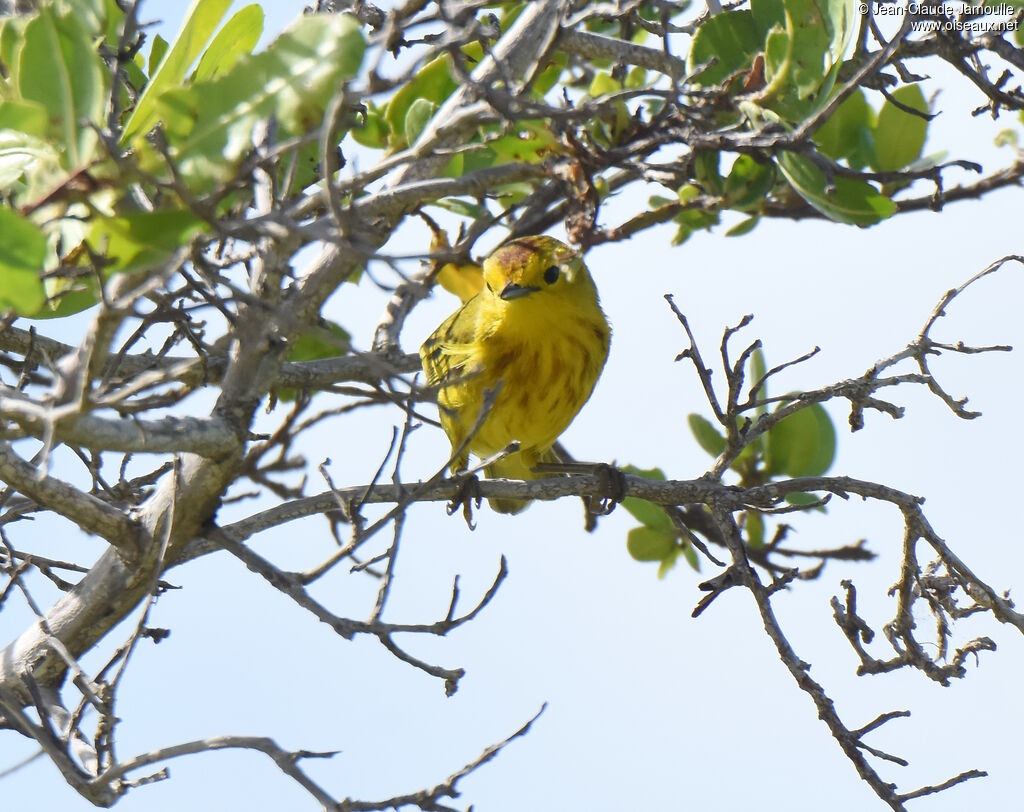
[499,282,539,300]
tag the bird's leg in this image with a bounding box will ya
[533,459,627,531]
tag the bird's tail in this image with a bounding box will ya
[484,447,560,514]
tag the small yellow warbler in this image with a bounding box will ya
[420,235,611,514]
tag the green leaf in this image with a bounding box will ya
[813,88,875,167]
[620,465,672,528]
[458,121,563,174]
[351,105,390,149]
[56,0,119,42]
[0,129,64,200]
[766,402,836,477]
[87,209,207,274]
[680,541,700,572]
[724,154,775,209]
[456,145,495,175]
[760,10,828,117]
[287,322,351,362]
[193,4,264,81]
[746,510,765,547]
[588,71,621,98]
[775,151,896,225]
[0,99,50,137]
[532,51,567,96]
[584,10,619,34]
[122,0,233,142]
[725,215,760,237]
[122,55,149,104]
[385,54,458,149]
[786,0,830,98]
[758,0,854,119]
[430,198,489,219]
[688,413,727,457]
[625,66,648,89]
[805,401,837,475]
[995,129,1019,149]
[763,23,791,94]
[751,347,767,386]
[872,85,929,172]
[749,347,769,423]
[627,526,677,562]
[18,7,105,167]
[688,10,762,85]
[622,498,675,531]
[404,98,438,147]
[672,223,696,246]
[677,184,700,204]
[621,465,666,481]
[0,16,28,75]
[158,14,365,186]
[108,0,132,43]
[486,123,561,165]
[279,138,323,196]
[673,207,719,242]
[276,321,352,401]
[824,0,858,66]
[694,150,724,196]
[657,550,681,578]
[751,0,786,35]
[0,207,47,315]
[149,34,170,75]
[34,278,99,319]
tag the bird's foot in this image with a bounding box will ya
[447,472,482,530]
[585,462,627,520]
[531,458,627,530]
[544,461,626,532]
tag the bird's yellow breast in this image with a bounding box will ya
[431,285,609,461]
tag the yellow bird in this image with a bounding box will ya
[420,235,611,514]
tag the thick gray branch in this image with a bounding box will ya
[1,324,419,391]
[0,398,239,456]
[184,472,1024,640]
[185,474,908,545]
[557,27,688,76]
[0,441,142,552]
[347,161,550,222]
[1,452,239,702]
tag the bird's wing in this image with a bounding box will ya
[419,296,481,387]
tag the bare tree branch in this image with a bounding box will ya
[0,443,143,553]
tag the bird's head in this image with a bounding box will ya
[482,235,595,303]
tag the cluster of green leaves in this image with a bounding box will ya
[813,85,929,174]
[664,0,934,236]
[0,0,946,319]
[622,465,701,579]
[689,0,856,112]
[352,12,566,213]
[0,0,364,318]
[652,151,776,244]
[349,3,669,216]
[625,351,836,575]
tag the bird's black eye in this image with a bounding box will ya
[543,265,559,285]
